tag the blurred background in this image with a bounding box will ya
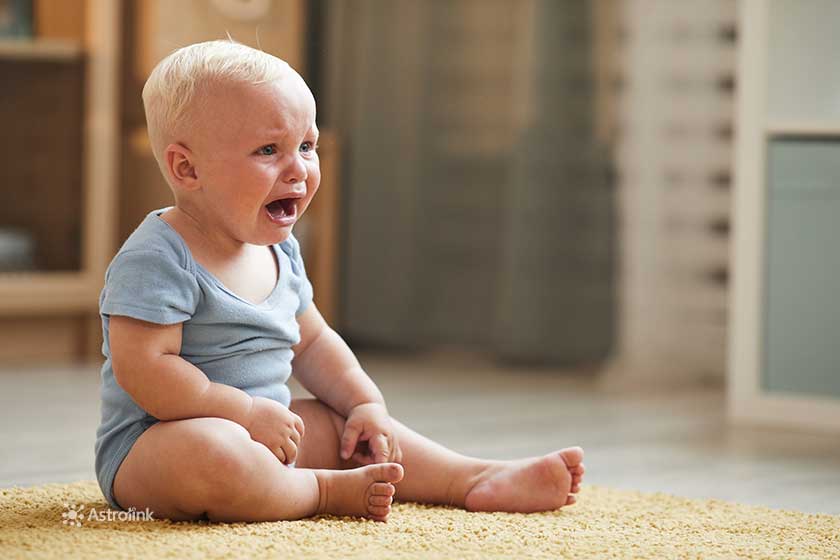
[1,0,839,514]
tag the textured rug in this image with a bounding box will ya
[1,481,838,559]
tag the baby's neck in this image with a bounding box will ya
[161,205,251,262]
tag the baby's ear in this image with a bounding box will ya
[164,142,200,192]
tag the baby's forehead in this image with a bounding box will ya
[197,75,316,138]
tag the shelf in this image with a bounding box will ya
[0,272,99,315]
[0,38,83,61]
[765,122,840,138]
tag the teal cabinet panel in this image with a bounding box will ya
[763,139,840,398]
[768,139,840,191]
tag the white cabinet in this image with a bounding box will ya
[729,0,840,431]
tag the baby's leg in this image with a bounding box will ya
[291,399,585,513]
[112,417,403,522]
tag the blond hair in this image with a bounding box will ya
[142,39,290,180]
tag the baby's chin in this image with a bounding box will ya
[260,224,295,246]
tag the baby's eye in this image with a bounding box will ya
[299,141,318,154]
[256,144,277,156]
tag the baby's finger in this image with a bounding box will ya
[293,414,305,438]
[370,434,390,463]
[283,440,298,465]
[393,445,404,464]
[340,423,362,460]
[388,436,400,462]
[289,426,301,446]
[274,446,287,464]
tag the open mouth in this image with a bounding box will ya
[265,196,299,223]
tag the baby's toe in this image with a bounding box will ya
[559,447,584,470]
[371,482,396,496]
[369,494,393,507]
[368,504,391,520]
[565,494,577,506]
[369,462,404,483]
[570,483,580,493]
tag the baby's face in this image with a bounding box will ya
[185,73,320,247]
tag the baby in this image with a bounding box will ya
[94,40,584,523]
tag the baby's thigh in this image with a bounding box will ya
[113,417,263,521]
[289,398,354,470]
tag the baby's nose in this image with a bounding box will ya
[282,156,308,184]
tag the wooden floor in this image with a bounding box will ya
[2,350,839,515]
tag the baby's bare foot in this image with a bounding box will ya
[315,463,404,522]
[464,447,584,513]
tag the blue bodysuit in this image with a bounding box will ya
[94,207,313,510]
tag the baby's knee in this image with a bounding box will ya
[179,418,255,498]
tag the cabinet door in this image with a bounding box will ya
[0,57,85,272]
[764,139,840,397]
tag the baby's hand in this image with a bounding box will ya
[244,396,304,465]
[340,403,402,465]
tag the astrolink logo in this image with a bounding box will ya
[62,503,155,527]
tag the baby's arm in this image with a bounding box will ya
[291,305,384,416]
[292,305,400,464]
[110,315,304,463]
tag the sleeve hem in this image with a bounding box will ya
[295,296,313,317]
[101,302,191,325]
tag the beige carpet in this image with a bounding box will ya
[1,481,838,559]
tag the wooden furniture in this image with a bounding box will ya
[0,0,340,364]
[729,0,840,431]
[0,0,121,362]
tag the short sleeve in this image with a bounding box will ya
[285,234,314,316]
[100,249,200,324]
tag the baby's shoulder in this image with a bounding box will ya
[100,211,201,323]
[276,232,306,263]
[108,210,194,275]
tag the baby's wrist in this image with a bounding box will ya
[348,400,387,416]
[241,394,258,430]
[199,381,255,429]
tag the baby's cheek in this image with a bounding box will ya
[302,177,320,209]
[308,164,321,187]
